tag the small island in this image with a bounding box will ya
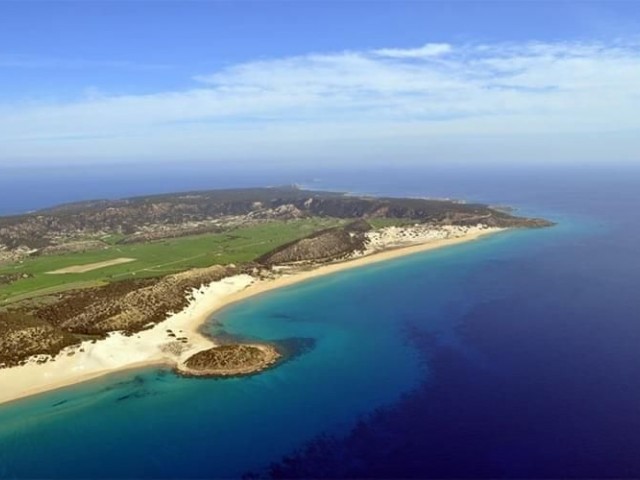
[178,344,281,377]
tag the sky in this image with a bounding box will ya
[1,0,639,168]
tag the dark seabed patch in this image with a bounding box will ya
[204,326,317,367]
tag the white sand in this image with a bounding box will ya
[0,275,254,405]
[0,226,502,406]
[363,224,494,254]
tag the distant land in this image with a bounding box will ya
[0,186,552,403]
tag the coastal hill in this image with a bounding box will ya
[0,186,548,254]
[257,220,372,265]
[0,186,552,370]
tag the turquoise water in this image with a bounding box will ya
[0,228,556,478]
[3,166,640,477]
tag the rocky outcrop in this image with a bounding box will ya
[179,344,281,377]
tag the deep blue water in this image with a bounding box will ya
[0,164,639,478]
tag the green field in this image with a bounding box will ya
[0,218,345,304]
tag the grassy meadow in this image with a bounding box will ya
[0,218,345,304]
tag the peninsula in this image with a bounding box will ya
[0,186,552,404]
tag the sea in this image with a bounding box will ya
[0,162,639,478]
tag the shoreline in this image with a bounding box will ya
[0,227,502,407]
[212,228,503,313]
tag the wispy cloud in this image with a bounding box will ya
[372,43,453,58]
[1,40,639,164]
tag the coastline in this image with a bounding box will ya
[214,227,504,311]
[0,227,502,407]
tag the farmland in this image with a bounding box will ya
[0,218,344,304]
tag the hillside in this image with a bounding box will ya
[0,186,549,255]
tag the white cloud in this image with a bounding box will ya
[1,40,639,165]
[372,43,453,58]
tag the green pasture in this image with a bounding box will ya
[0,218,345,304]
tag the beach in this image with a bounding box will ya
[0,227,501,406]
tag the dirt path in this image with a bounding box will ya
[46,257,136,274]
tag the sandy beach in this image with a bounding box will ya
[0,227,501,406]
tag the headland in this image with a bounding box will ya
[0,187,552,405]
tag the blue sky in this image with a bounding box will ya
[1,1,639,166]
